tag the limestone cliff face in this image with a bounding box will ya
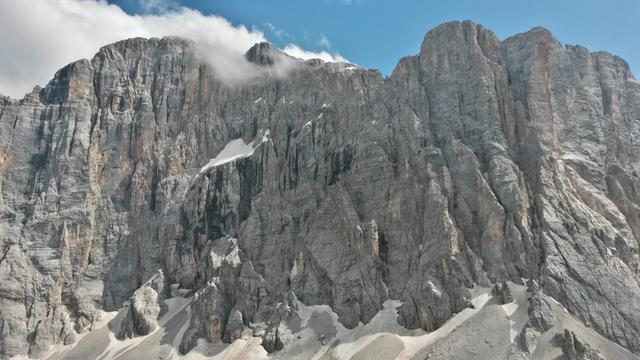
[1,21,640,358]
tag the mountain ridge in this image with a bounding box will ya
[0,20,639,359]
[4,20,637,103]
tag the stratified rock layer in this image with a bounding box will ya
[0,21,640,358]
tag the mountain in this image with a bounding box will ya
[1,20,640,359]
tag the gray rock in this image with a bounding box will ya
[117,271,164,339]
[519,326,540,354]
[1,20,640,357]
[223,307,244,343]
[526,278,540,294]
[492,281,514,304]
[528,293,557,332]
[562,329,605,360]
[501,281,514,304]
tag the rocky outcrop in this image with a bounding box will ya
[528,293,556,332]
[492,281,514,304]
[0,21,640,358]
[117,271,165,339]
[562,329,605,360]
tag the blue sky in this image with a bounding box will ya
[110,0,640,77]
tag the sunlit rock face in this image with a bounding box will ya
[1,20,640,358]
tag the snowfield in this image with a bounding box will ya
[39,282,639,360]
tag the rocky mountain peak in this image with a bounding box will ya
[515,26,558,41]
[245,41,294,65]
[40,58,93,104]
[417,20,503,76]
[503,25,563,55]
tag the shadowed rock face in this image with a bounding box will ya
[0,20,640,358]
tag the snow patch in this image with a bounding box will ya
[302,113,323,131]
[427,281,442,297]
[197,130,270,176]
[294,290,505,360]
[560,152,597,167]
[490,141,507,153]
[295,299,351,341]
[469,286,492,309]
[501,282,529,343]
[170,283,191,297]
[411,111,421,130]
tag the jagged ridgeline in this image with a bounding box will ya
[1,20,640,359]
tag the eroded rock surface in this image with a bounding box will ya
[562,329,605,360]
[117,271,165,339]
[1,21,640,358]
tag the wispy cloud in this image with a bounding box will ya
[283,44,347,63]
[139,0,179,13]
[264,22,290,39]
[318,35,332,49]
[0,0,349,98]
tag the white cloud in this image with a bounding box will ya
[0,0,349,98]
[318,35,332,49]
[283,44,347,63]
[139,0,179,13]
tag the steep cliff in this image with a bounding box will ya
[1,21,640,359]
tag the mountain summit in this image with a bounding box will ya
[0,20,639,359]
